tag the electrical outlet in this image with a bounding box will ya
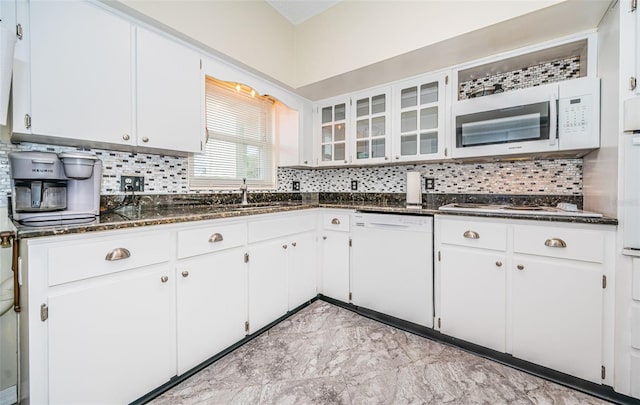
[121,175,144,192]
[351,180,358,191]
[425,177,435,190]
[292,181,300,191]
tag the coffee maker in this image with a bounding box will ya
[8,151,102,225]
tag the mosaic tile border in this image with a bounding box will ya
[459,56,580,100]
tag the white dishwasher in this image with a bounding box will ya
[351,213,433,327]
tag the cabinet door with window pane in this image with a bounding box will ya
[317,99,349,166]
[392,73,447,161]
[351,88,391,164]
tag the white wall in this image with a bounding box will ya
[114,0,578,92]
[293,0,562,88]
[117,0,295,88]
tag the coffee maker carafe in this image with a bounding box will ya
[9,151,102,225]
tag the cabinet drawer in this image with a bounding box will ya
[248,214,316,243]
[177,222,247,259]
[440,219,507,251]
[322,213,350,232]
[513,225,604,263]
[48,231,171,286]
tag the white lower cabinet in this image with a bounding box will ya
[435,215,615,385]
[176,247,247,374]
[248,238,289,333]
[320,231,350,302]
[439,246,506,352]
[287,232,317,310]
[511,255,603,382]
[48,264,175,405]
[247,212,318,333]
[22,212,320,404]
[319,212,351,302]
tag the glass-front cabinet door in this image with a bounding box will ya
[351,88,391,164]
[317,99,349,165]
[392,72,447,161]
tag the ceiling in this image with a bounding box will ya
[265,0,342,25]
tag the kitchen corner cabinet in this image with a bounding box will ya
[247,213,317,333]
[13,1,204,154]
[435,215,615,384]
[392,72,448,161]
[319,212,351,302]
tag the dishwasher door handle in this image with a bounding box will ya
[366,222,411,229]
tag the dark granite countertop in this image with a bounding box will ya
[14,194,618,239]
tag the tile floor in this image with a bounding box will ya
[150,300,609,404]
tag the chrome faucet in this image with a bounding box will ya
[240,178,248,205]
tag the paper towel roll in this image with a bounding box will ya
[406,172,422,207]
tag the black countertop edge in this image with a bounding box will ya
[15,203,617,239]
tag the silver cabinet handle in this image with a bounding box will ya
[209,233,223,243]
[142,136,149,143]
[181,271,189,278]
[463,230,479,239]
[105,247,131,261]
[161,275,169,283]
[496,261,502,267]
[322,236,327,240]
[331,218,341,225]
[282,244,288,249]
[517,264,524,271]
[292,242,297,247]
[122,134,130,141]
[544,238,567,248]
[395,156,399,159]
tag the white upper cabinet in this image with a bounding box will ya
[351,88,391,164]
[13,1,204,155]
[136,27,204,153]
[316,97,350,166]
[18,1,133,145]
[392,72,447,161]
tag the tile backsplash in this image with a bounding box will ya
[0,139,582,207]
[458,55,580,100]
[278,160,582,195]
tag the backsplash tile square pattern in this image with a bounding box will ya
[458,55,580,100]
[0,139,582,207]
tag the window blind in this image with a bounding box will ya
[189,77,275,189]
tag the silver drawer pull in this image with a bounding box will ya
[331,218,341,225]
[161,275,169,283]
[105,248,131,261]
[181,271,189,278]
[463,230,479,239]
[292,242,297,247]
[495,261,502,267]
[544,238,567,248]
[517,264,525,271]
[209,233,223,243]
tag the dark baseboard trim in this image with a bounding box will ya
[130,296,319,405]
[317,294,640,405]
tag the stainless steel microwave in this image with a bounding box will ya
[452,77,600,159]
